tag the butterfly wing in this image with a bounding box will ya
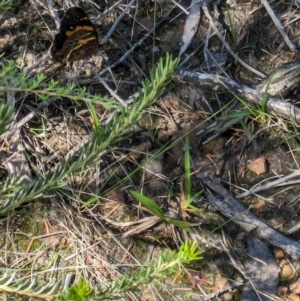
[51,7,99,62]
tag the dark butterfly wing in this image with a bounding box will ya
[54,30,99,62]
[51,7,99,62]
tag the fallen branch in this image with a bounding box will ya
[175,67,300,125]
[197,173,300,260]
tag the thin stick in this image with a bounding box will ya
[0,98,57,142]
[236,170,300,198]
[80,16,166,86]
[203,281,244,301]
[101,0,136,45]
[93,0,125,23]
[261,0,295,51]
[201,0,265,78]
[170,0,189,15]
[96,74,127,106]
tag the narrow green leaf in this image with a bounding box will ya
[130,190,165,219]
[184,137,191,203]
[164,217,193,233]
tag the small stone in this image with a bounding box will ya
[277,285,288,296]
[213,275,228,291]
[222,292,233,300]
[247,157,268,175]
[281,264,293,279]
[274,248,285,260]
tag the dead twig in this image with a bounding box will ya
[175,67,300,125]
[79,16,166,86]
[201,0,265,78]
[0,98,57,143]
[95,74,127,106]
[236,170,300,198]
[261,0,295,51]
[203,281,244,301]
[101,0,136,45]
[198,173,300,260]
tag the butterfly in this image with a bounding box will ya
[51,7,99,62]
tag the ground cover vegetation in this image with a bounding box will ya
[2,0,300,300]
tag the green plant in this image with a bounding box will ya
[130,190,193,232]
[0,241,204,300]
[0,101,13,135]
[0,0,13,13]
[225,6,238,45]
[181,137,203,210]
[0,61,116,108]
[129,138,208,229]
[258,69,276,123]
[60,241,204,300]
[0,54,179,216]
[231,71,276,124]
[61,279,94,301]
